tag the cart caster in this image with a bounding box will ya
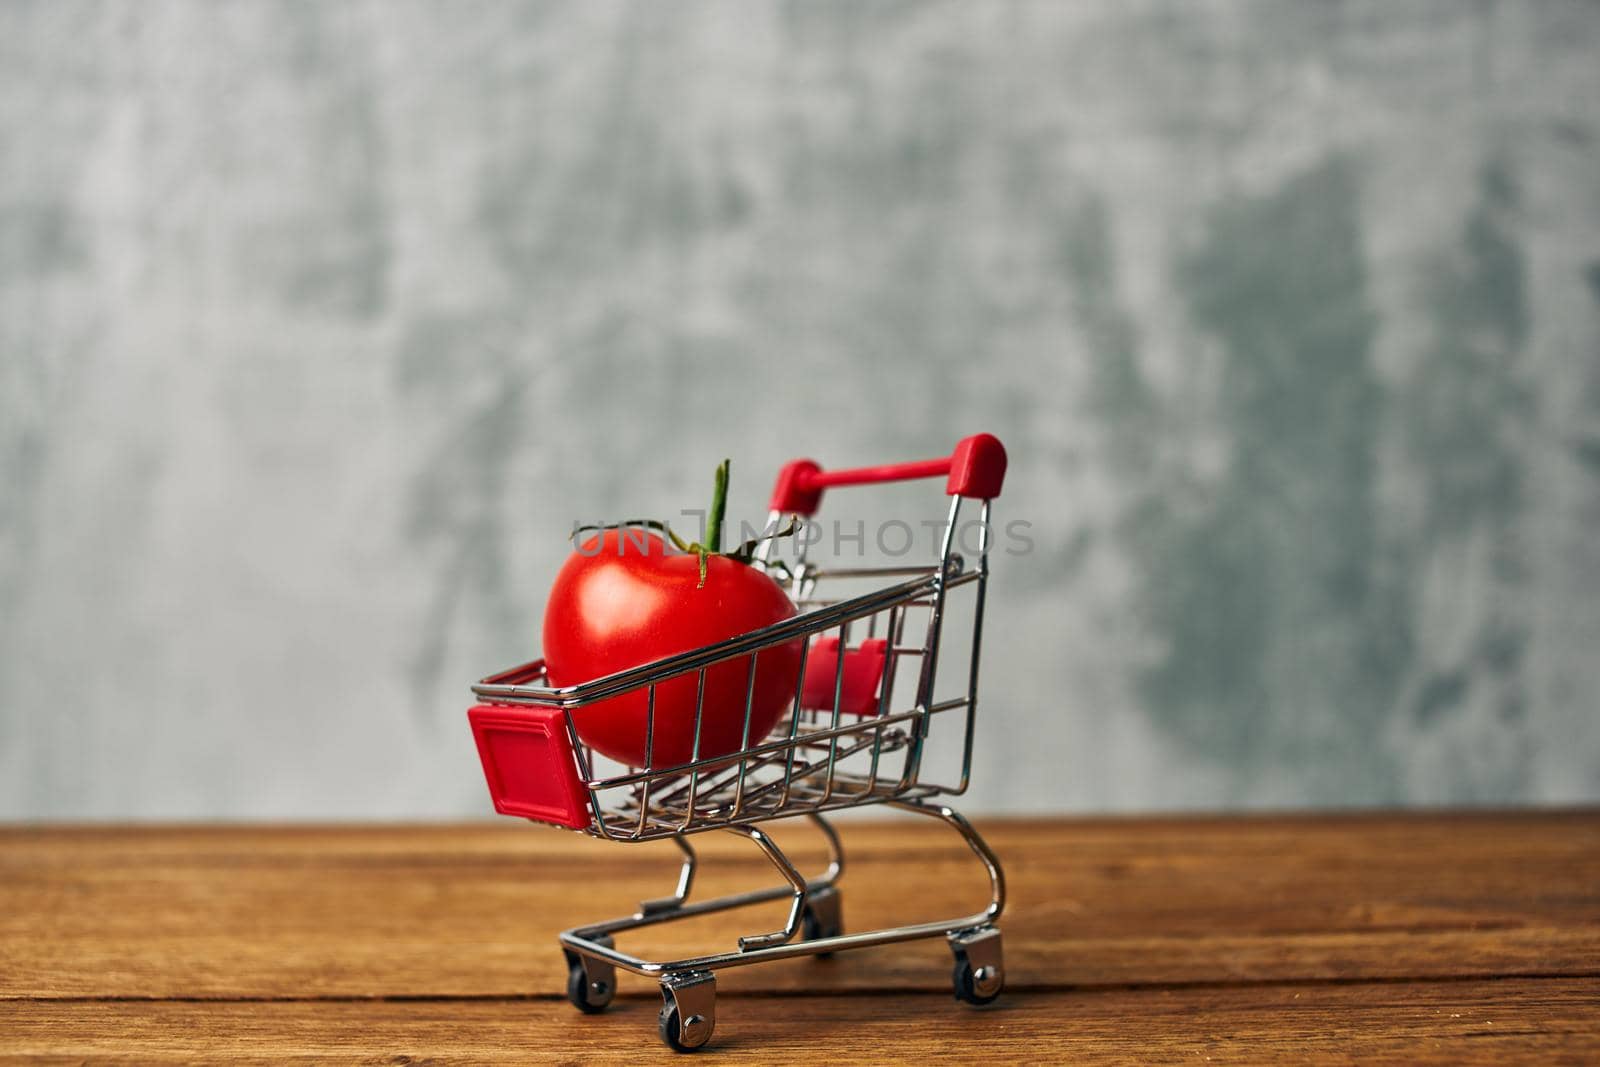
[949,925,1003,1006]
[801,885,843,956]
[562,937,615,1014]
[659,971,716,1052]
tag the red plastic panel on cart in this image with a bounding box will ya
[468,704,591,829]
[800,637,889,716]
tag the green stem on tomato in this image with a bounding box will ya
[573,459,787,590]
[705,458,729,555]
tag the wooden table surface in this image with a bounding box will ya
[2,812,1597,1063]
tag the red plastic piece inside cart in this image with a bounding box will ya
[468,704,591,829]
[800,637,889,716]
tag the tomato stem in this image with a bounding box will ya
[576,460,781,590]
[705,459,729,555]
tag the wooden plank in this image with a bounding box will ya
[2,981,1596,1064]
[2,813,1596,1000]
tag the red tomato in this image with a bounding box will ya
[542,528,802,768]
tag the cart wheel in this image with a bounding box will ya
[951,957,1003,1006]
[659,971,716,1053]
[659,1002,713,1053]
[801,886,843,957]
[566,960,614,1014]
[801,906,840,942]
[949,926,1004,1006]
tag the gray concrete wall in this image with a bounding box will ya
[3,1,1599,818]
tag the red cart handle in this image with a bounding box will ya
[768,433,1006,517]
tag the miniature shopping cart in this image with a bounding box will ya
[467,434,1009,1052]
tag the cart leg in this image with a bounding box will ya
[889,800,1006,1003]
[727,824,808,951]
[887,800,1006,923]
[659,970,716,1052]
[563,934,616,1014]
[639,835,697,915]
[806,811,845,887]
[801,813,844,955]
[948,925,1004,1006]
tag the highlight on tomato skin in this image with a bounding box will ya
[542,527,803,768]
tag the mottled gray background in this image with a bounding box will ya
[3,1,1599,819]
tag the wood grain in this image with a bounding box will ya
[2,813,1597,1060]
[2,982,1597,1065]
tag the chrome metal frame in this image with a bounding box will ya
[558,800,1003,978]
[473,493,1006,1050]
